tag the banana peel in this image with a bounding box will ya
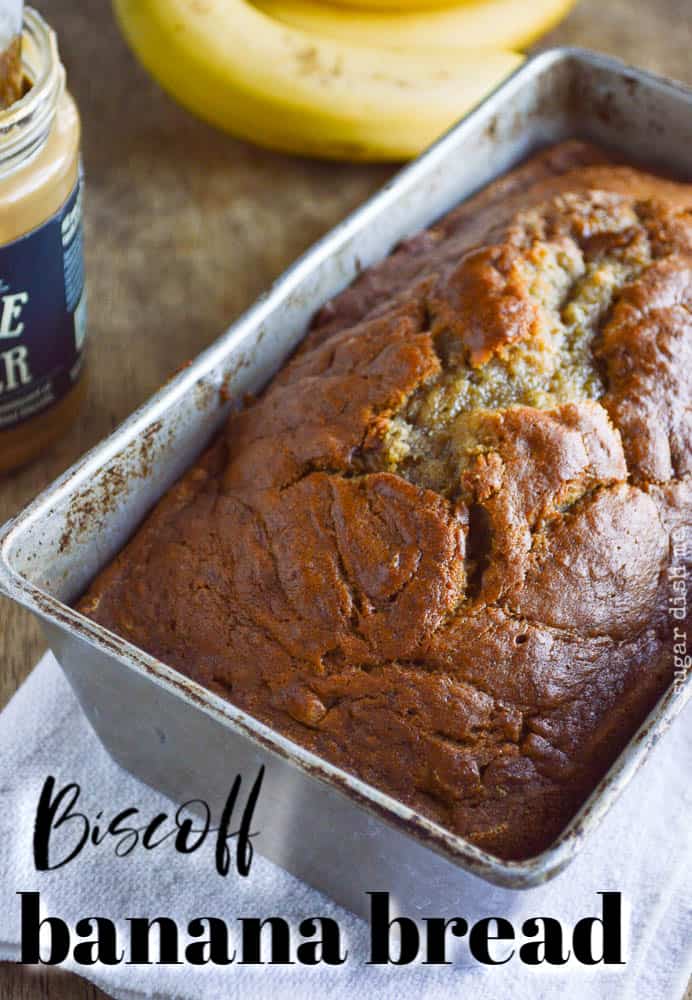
[113,0,526,161]
[256,0,577,52]
[321,0,471,9]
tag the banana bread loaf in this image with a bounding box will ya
[80,141,692,860]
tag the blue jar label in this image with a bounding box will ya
[0,173,87,431]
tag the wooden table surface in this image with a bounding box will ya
[1,0,691,996]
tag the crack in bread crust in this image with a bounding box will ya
[79,142,692,861]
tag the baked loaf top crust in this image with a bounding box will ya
[81,142,692,859]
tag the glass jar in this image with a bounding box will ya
[0,8,86,474]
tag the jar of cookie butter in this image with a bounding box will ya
[0,8,86,473]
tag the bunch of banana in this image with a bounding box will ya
[113,0,575,161]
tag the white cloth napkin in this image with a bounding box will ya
[0,650,690,1000]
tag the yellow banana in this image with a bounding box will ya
[320,0,469,9]
[112,0,523,161]
[255,0,577,51]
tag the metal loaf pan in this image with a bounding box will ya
[1,48,691,920]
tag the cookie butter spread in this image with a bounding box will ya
[0,8,86,473]
[0,36,22,108]
[80,143,692,860]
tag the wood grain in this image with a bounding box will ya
[1,0,691,996]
